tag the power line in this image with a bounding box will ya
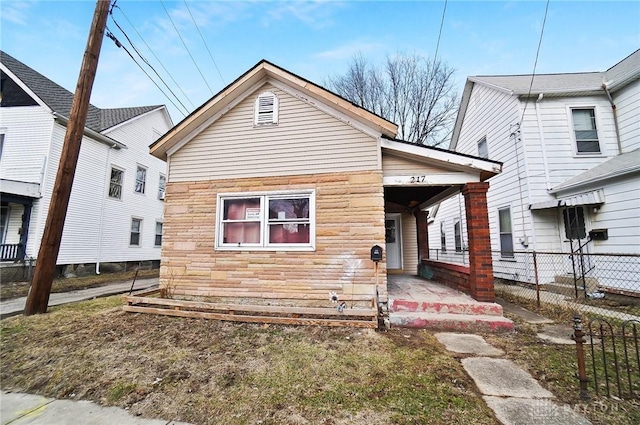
[113,3,196,110]
[106,27,188,117]
[184,0,225,86]
[108,14,190,115]
[519,0,550,126]
[160,0,214,95]
[433,0,448,63]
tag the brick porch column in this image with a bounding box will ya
[414,210,429,263]
[462,182,495,302]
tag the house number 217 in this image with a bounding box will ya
[410,176,427,183]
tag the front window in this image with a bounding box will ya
[217,191,314,250]
[499,207,514,258]
[158,174,166,200]
[130,218,142,246]
[109,167,124,199]
[572,108,600,154]
[155,221,163,246]
[135,165,147,194]
[454,220,462,252]
[440,221,446,252]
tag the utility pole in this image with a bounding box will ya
[24,0,111,315]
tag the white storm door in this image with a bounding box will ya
[385,214,402,269]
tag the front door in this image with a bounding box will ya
[385,214,402,270]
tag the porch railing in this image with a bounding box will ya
[0,243,24,261]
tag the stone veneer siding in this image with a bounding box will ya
[160,170,387,304]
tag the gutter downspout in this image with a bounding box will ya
[95,144,116,274]
[602,83,622,155]
[534,94,551,191]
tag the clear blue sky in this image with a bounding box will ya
[2,0,639,124]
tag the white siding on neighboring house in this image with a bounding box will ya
[0,106,51,183]
[169,83,379,182]
[613,79,640,152]
[4,204,23,244]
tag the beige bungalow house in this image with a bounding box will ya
[138,60,502,327]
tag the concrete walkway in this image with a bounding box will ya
[434,300,593,425]
[0,391,190,425]
[0,277,158,319]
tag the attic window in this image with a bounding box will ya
[254,91,278,125]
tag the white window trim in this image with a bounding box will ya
[130,217,143,247]
[477,136,488,159]
[253,91,279,126]
[498,206,514,258]
[453,218,462,253]
[154,220,163,247]
[108,165,125,200]
[215,189,316,252]
[567,105,604,157]
[158,173,166,200]
[134,164,147,195]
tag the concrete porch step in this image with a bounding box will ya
[390,312,514,332]
[389,298,504,316]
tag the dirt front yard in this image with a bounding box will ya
[1,296,496,425]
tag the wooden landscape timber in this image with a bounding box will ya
[123,289,379,328]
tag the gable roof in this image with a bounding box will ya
[0,50,163,133]
[450,49,640,151]
[550,148,640,194]
[150,59,398,161]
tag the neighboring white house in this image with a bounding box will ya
[429,49,640,293]
[0,51,173,276]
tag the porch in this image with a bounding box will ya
[387,274,513,331]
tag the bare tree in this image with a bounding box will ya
[326,52,459,147]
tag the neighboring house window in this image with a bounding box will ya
[108,167,124,199]
[0,133,5,161]
[454,219,462,253]
[130,218,142,246]
[135,165,147,194]
[254,91,279,125]
[155,221,163,246]
[563,207,587,240]
[217,191,314,250]
[0,204,8,244]
[499,207,514,258]
[440,221,446,252]
[158,174,166,200]
[571,108,600,154]
[477,137,488,158]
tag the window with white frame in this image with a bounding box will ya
[477,136,489,158]
[155,221,163,246]
[254,91,279,125]
[571,108,600,154]
[158,174,166,200]
[440,221,447,252]
[217,191,314,250]
[0,133,5,161]
[130,218,142,246]
[134,165,147,194]
[108,166,124,199]
[454,219,462,252]
[499,207,514,258]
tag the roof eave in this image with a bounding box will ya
[53,113,127,150]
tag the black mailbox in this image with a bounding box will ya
[589,229,608,241]
[371,245,383,262]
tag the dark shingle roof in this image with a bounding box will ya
[0,50,162,132]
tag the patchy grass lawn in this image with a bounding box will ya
[1,296,496,425]
[0,269,159,301]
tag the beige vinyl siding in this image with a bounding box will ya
[382,153,455,176]
[169,83,379,182]
[401,213,418,274]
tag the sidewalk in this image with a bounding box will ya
[0,277,158,319]
[434,300,592,425]
[0,391,190,425]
